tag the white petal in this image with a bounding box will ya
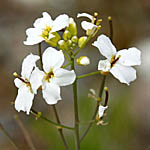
[98,59,111,72]
[53,68,76,86]
[42,81,61,105]
[33,12,53,28]
[15,85,34,115]
[42,47,64,73]
[116,47,141,66]
[29,67,44,94]
[77,13,93,21]
[21,54,40,80]
[24,36,44,45]
[14,78,23,88]
[81,21,96,31]
[92,34,116,59]
[24,28,43,45]
[98,105,108,118]
[51,14,69,32]
[110,64,136,85]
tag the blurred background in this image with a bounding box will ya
[0,0,150,149]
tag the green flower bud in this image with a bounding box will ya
[63,30,72,40]
[58,40,68,51]
[78,36,87,48]
[46,32,61,47]
[71,36,78,43]
[67,18,77,36]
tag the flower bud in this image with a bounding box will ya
[71,36,78,43]
[67,18,77,36]
[46,32,61,47]
[63,30,71,40]
[76,56,90,66]
[78,36,87,48]
[58,40,68,51]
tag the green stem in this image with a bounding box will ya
[80,75,106,142]
[31,109,74,130]
[38,43,43,70]
[62,62,72,68]
[52,105,68,150]
[0,122,18,150]
[77,71,100,80]
[71,58,80,150]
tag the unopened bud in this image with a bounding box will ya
[67,18,77,36]
[46,32,61,47]
[63,30,71,40]
[58,40,68,51]
[76,56,90,66]
[71,36,78,43]
[78,36,87,47]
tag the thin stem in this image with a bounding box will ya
[62,62,72,68]
[0,122,18,150]
[80,75,106,142]
[80,15,114,142]
[77,71,100,80]
[62,49,72,63]
[38,43,43,70]
[71,58,80,150]
[108,16,113,41]
[74,36,91,57]
[31,109,74,130]
[14,114,36,150]
[52,105,68,150]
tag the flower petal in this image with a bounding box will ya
[110,64,136,85]
[33,12,53,29]
[81,21,96,31]
[98,105,108,118]
[29,67,44,94]
[51,14,69,33]
[15,85,34,115]
[14,78,23,88]
[42,81,61,105]
[92,34,116,59]
[42,47,64,73]
[21,54,40,80]
[116,47,141,66]
[24,28,44,45]
[53,68,76,86]
[77,13,93,21]
[98,59,111,72]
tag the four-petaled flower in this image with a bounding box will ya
[36,47,76,105]
[92,34,141,85]
[24,12,70,45]
[77,12,101,36]
[14,54,43,114]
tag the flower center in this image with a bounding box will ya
[41,25,51,40]
[110,55,121,67]
[44,70,54,83]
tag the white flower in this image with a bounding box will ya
[98,105,108,118]
[14,54,43,114]
[36,47,76,105]
[92,34,141,85]
[24,12,70,45]
[77,12,101,36]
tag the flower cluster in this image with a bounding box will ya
[13,11,141,123]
